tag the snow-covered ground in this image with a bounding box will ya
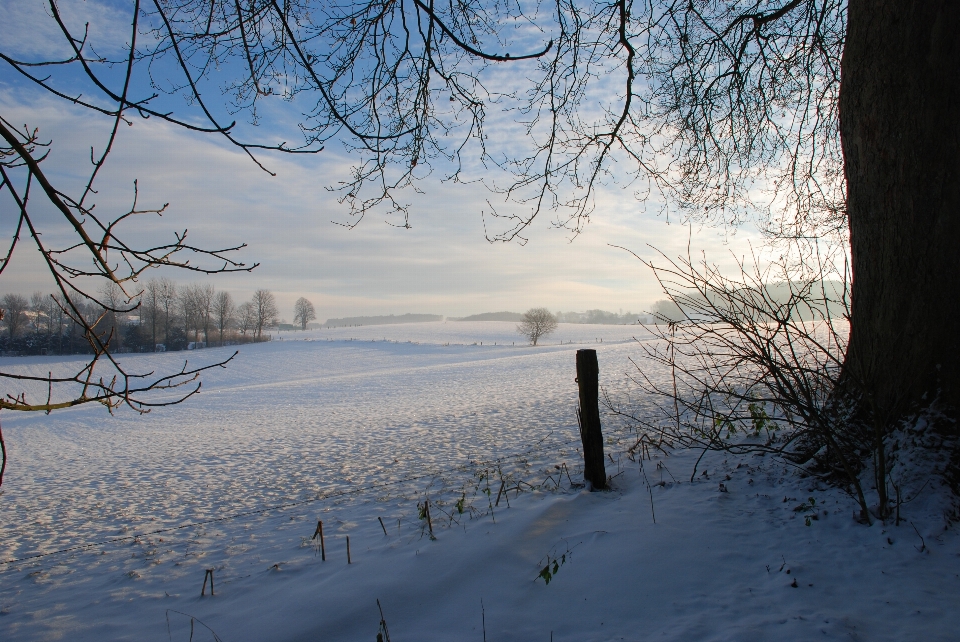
[1,322,958,641]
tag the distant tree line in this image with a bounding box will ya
[0,283,290,356]
[455,312,524,322]
[645,281,847,325]
[322,313,441,328]
[458,310,645,324]
[554,310,643,325]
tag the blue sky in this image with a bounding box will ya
[1,0,765,323]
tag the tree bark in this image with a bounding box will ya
[840,0,960,421]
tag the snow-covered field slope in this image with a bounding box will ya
[1,322,958,641]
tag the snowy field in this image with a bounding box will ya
[1,321,959,641]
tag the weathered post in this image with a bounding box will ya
[576,349,606,490]
[312,520,326,560]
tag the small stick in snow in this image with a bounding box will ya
[378,516,388,536]
[425,499,436,540]
[638,459,656,524]
[495,480,505,507]
[0,416,7,489]
[347,536,352,564]
[201,568,215,596]
[376,599,392,642]
[911,522,926,553]
[481,598,487,642]
[311,520,326,561]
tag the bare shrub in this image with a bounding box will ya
[606,243,896,523]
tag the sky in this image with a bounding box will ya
[0,0,768,324]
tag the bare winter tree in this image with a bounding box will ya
[1,294,28,340]
[97,282,128,352]
[213,291,235,346]
[195,284,215,345]
[237,301,256,337]
[517,308,558,346]
[293,297,317,331]
[29,291,47,335]
[252,290,279,341]
[142,280,162,351]
[157,278,179,349]
[178,285,200,344]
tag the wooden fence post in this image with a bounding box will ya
[576,349,606,490]
[312,520,326,561]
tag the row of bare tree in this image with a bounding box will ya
[136,280,279,350]
[0,284,298,355]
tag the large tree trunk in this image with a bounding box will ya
[840,0,960,422]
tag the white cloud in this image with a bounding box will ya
[0,0,136,60]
